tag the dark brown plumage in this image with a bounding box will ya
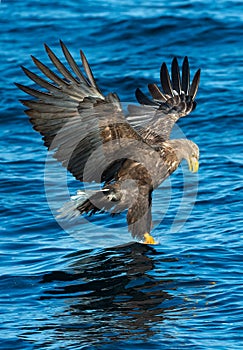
[16,41,200,244]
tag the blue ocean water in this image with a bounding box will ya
[1,0,243,349]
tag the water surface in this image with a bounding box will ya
[1,0,243,349]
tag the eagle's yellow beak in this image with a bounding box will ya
[188,157,199,173]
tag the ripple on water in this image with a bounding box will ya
[1,0,243,349]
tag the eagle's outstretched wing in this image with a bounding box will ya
[16,41,148,183]
[16,42,200,242]
[127,57,200,143]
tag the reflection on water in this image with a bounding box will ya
[34,243,181,347]
[9,239,240,350]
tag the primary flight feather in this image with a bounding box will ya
[16,41,200,244]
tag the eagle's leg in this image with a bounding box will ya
[143,218,157,244]
[143,232,158,245]
[127,189,158,244]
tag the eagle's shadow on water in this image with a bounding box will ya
[38,242,184,346]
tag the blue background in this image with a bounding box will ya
[1,0,243,349]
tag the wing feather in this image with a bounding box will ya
[160,62,174,96]
[189,68,201,99]
[44,43,79,84]
[20,99,75,112]
[171,57,181,94]
[60,40,89,84]
[128,56,200,142]
[31,54,92,99]
[17,42,148,183]
[135,88,159,106]
[181,56,190,94]
[31,55,69,88]
[20,66,61,93]
[148,83,167,101]
[80,50,101,92]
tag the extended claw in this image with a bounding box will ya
[143,233,158,245]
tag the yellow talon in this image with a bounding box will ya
[143,233,158,245]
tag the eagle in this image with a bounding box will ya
[16,41,200,244]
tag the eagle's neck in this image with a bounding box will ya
[163,139,196,163]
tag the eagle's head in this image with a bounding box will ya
[168,139,199,173]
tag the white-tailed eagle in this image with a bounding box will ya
[16,41,200,244]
